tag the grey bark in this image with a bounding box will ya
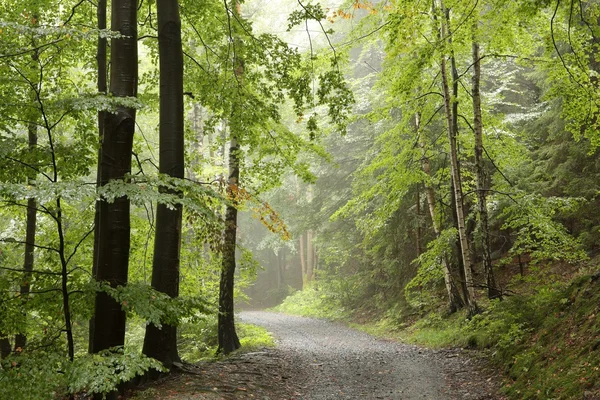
[472,40,500,300]
[439,1,477,313]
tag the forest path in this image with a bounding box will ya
[238,311,501,400]
[130,311,503,399]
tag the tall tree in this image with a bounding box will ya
[89,0,107,354]
[471,38,500,300]
[417,112,464,312]
[14,12,40,351]
[90,0,138,354]
[142,0,184,368]
[218,135,242,354]
[438,1,477,313]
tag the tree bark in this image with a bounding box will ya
[439,1,477,313]
[299,234,306,285]
[306,230,314,282]
[14,124,37,351]
[142,0,184,368]
[90,0,137,354]
[89,0,107,353]
[217,137,241,355]
[417,113,464,312]
[472,40,500,300]
[416,184,423,257]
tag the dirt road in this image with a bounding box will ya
[239,311,501,399]
[132,311,503,399]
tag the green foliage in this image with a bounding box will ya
[178,316,274,362]
[67,348,166,397]
[498,194,588,264]
[274,285,349,320]
[400,270,600,399]
[0,352,68,400]
[98,282,213,328]
[405,228,457,309]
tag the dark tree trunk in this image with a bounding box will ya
[472,40,501,300]
[90,0,137,354]
[218,137,241,355]
[142,0,184,368]
[89,0,107,353]
[0,338,10,359]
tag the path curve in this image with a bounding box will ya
[239,311,499,399]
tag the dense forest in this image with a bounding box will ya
[1,0,600,398]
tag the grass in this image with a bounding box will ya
[178,315,275,362]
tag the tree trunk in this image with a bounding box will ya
[306,230,314,282]
[472,40,500,300]
[217,137,241,355]
[439,1,477,314]
[90,0,137,355]
[89,0,107,354]
[299,234,306,286]
[417,113,464,312]
[416,184,423,257]
[0,338,10,359]
[14,126,37,351]
[142,0,184,368]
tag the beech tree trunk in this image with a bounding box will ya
[90,0,137,355]
[472,40,500,300]
[218,137,241,355]
[14,124,37,351]
[15,22,41,350]
[142,0,184,368]
[439,2,477,313]
[89,0,107,353]
[417,113,464,312]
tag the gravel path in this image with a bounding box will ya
[239,311,503,400]
[130,311,504,399]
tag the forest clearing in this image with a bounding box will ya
[1,0,600,399]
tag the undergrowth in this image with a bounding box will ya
[273,285,350,320]
[178,315,274,362]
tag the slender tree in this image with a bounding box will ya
[218,135,242,354]
[438,0,477,313]
[90,0,138,354]
[142,0,184,368]
[417,112,465,312]
[14,14,40,351]
[472,39,500,300]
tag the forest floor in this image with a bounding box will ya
[127,311,506,400]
